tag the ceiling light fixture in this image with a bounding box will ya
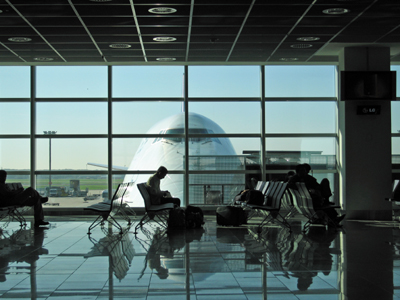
[290,44,313,48]
[279,58,299,61]
[296,37,320,42]
[34,57,54,61]
[89,0,112,2]
[109,44,131,48]
[156,58,176,61]
[148,7,177,14]
[153,37,176,42]
[8,37,32,42]
[322,8,350,14]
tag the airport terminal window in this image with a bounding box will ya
[265,101,336,134]
[36,138,107,171]
[36,174,108,208]
[0,139,30,170]
[112,66,184,98]
[112,138,144,169]
[0,103,30,134]
[0,66,30,98]
[188,66,260,97]
[112,101,182,134]
[393,138,400,167]
[36,102,108,134]
[0,64,344,208]
[36,66,108,98]
[188,101,261,134]
[265,65,336,98]
[391,65,400,97]
[392,102,400,134]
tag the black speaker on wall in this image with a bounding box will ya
[340,71,396,100]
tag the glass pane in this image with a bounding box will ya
[36,174,109,208]
[36,66,108,98]
[36,138,107,170]
[189,102,260,133]
[112,102,182,134]
[265,137,336,168]
[189,173,244,206]
[113,138,142,170]
[0,66,30,98]
[121,172,184,207]
[391,65,400,98]
[393,137,400,167]
[392,102,400,134]
[112,66,184,97]
[5,174,30,187]
[188,66,260,97]
[266,101,336,133]
[0,103,30,134]
[0,139,30,170]
[265,65,336,97]
[36,102,108,134]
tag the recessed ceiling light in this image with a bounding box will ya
[153,37,177,42]
[290,44,313,49]
[109,44,131,48]
[8,37,32,42]
[34,57,54,61]
[279,58,299,61]
[148,7,177,14]
[296,37,320,42]
[156,57,176,61]
[323,8,350,14]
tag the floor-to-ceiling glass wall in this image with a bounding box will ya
[0,64,341,208]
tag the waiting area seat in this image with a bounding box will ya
[243,181,291,233]
[84,182,134,235]
[134,183,174,234]
[289,182,342,231]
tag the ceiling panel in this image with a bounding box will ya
[0,0,399,64]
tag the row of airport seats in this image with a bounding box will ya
[233,180,343,232]
[233,181,292,233]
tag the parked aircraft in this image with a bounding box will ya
[89,112,239,207]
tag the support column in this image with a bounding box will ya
[338,47,392,220]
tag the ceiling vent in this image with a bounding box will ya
[8,37,31,42]
[109,44,131,48]
[156,57,176,61]
[290,44,313,49]
[153,37,177,42]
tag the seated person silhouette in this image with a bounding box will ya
[288,164,345,226]
[0,170,49,227]
[146,166,180,207]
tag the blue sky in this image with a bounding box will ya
[0,65,399,170]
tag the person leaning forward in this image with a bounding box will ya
[0,170,49,227]
[146,166,180,207]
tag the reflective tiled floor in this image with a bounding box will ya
[1,215,399,300]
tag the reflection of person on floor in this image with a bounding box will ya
[146,230,170,279]
[0,170,49,227]
[290,227,338,291]
[0,227,48,282]
[146,166,180,207]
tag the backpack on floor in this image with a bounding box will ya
[185,205,205,228]
[168,207,186,228]
[216,206,246,226]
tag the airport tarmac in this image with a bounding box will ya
[43,190,104,208]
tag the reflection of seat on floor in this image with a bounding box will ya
[84,230,135,281]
